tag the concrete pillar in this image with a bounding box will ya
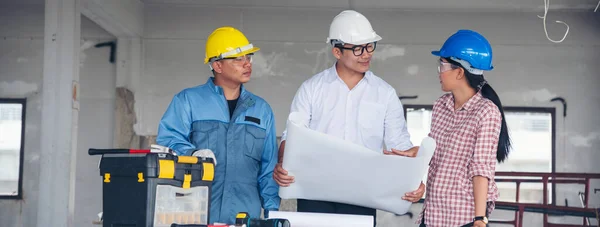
[37,0,81,226]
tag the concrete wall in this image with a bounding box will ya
[0,4,44,226]
[139,4,600,226]
[0,2,116,227]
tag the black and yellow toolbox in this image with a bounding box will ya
[89,148,215,227]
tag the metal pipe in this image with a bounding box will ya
[584,178,590,225]
[516,182,521,227]
[495,179,586,184]
[578,192,591,225]
[495,172,600,178]
[543,176,549,227]
[495,202,598,217]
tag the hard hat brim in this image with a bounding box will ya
[204,47,260,64]
[353,35,382,45]
[226,46,260,59]
[328,35,382,45]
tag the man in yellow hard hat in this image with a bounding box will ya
[156,26,280,224]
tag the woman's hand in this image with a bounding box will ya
[402,181,425,202]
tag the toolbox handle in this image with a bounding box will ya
[88,148,151,155]
[176,156,199,164]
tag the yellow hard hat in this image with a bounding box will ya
[204,26,260,64]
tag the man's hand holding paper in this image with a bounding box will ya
[276,112,436,215]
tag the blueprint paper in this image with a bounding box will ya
[279,112,436,215]
[268,211,373,227]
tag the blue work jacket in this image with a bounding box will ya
[156,77,280,224]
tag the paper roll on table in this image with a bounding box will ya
[268,211,373,227]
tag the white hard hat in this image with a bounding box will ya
[326,10,382,45]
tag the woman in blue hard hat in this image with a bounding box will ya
[417,30,511,227]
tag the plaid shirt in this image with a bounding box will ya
[417,92,501,227]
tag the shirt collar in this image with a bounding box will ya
[325,63,372,85]
[444,91,484,112]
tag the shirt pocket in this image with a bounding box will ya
[190,120,220,153]
[358,102,385,131]
[244,124,266,162]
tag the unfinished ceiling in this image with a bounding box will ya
[141,0,600,12]
[4,0,598,12]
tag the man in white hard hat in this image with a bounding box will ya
[273,10,425,226]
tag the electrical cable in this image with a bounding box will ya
[537,0,570,43]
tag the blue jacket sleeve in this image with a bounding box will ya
[258,111,281,211]
[156,93,197,156]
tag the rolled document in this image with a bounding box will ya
[268,211,373,227]
[417,136,436,158]
[279,112,436,215]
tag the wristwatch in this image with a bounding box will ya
[473,216,488,224]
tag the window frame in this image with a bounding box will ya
[0,98,26,200]
[402,104,557,203]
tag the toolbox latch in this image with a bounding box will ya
[104,173,111,183]
[183,174,191,189]
[138,172,145,182]
[202,163,215,181]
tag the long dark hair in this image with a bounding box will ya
[447,58,511,163]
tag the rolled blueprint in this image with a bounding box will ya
[417,136,436,158]
[268,211,373,227]
[279,112,436,215]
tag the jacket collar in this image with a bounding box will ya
[207,77,249,95]
[206,77,255,108]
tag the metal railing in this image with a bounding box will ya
[491,172,600,227]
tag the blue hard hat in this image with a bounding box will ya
[432,30,494,71]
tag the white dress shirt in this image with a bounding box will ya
[281,64,413,153]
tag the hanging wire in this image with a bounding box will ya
[594,0,599,12]
[537,0,570,43]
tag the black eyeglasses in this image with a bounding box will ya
[336,42,377,56]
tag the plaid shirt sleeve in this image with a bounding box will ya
[468,106,502,180]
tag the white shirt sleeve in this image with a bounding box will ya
[280,81,312,143]
[383,89,414,151]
